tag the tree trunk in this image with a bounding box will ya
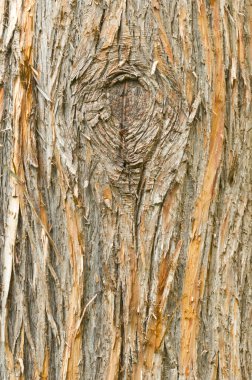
[0,0,251,379]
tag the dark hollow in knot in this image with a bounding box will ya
[107,80,148,130]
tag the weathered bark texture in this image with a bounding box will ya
[0,0,251,379]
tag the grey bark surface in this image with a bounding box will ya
[0,0,251,379]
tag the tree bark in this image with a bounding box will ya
[0,0,251,379]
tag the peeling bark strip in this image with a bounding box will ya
[180,2,225,377]
[0,1,251,380]
[1,0,34,377]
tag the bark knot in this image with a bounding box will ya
[76,64,188,193]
